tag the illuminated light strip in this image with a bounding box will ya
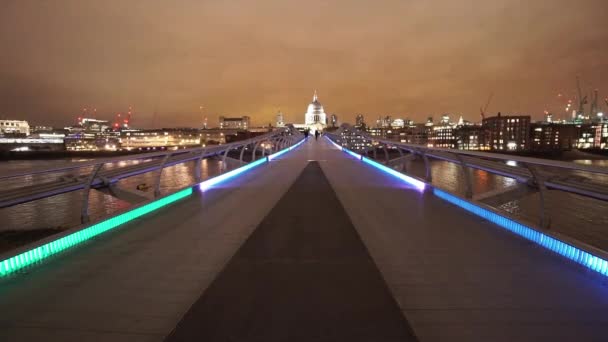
[345,149,363,160]
[326,136,343,150]
[199,157,267,191]
[289,138,306,150]
[327,136,425,191]
[268,147,290,161]
[434,188,608,277]
[0,139,306,278]
[0,188,192,277]
[361,156,426,192]
[199,138,304,191]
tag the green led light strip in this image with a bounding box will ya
[0,188,192,277]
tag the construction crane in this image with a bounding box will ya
[480,92,494,120]
[576,76,588,118]
[590,90,599,117]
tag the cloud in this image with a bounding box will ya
[1,0,607,126]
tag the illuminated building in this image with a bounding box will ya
[355,114,365,128]
[219,116,250,130]
[0,120,30,136]
[455,125,484,151]
[65,132,120,151]
[119,129,201,150]
[303,91,327,132]
[530,123,578,151]
[428,115,456,148]
[294,91,328,133]
[80,118,110,132]
[276,111,285,127]
[391,118,405,128]
[595,122,608,149]
[575,124,597,149]
[330,114,338,127]
[482,113,530,151]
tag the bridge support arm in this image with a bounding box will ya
[154,153,173,198]
[525,163,551,230]
[194,147,207,183]
[81,163,105,224]
[452,153,474,199]
[421,151,433,183]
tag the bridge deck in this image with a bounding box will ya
[1,138,607,341]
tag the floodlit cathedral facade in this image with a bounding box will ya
[294,90,327,133]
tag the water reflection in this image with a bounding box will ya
[0,158,222,231]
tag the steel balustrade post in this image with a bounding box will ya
[525,163,551,229]
[81,163,105,224]
[194,147,207,183]
[252,141,261,161]
[220,146,233,172]
[421,151,433,183]
[396,148,404,171]
[154,153,173,198]
[239,144,248,163]
[382,145,390,165]
[452,153,474,199]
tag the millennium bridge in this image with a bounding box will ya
[1,125,608,341]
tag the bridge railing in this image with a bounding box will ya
[325,124,608,233]
[0,126,303,224]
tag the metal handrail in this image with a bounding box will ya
[1,126,303,223]
[326,124,608,231]
[332,124,608,174]
[0,129,284,180]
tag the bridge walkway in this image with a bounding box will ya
[0,138,607,341]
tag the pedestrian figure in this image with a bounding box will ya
[315,130,320,141]
[304,129,309,139]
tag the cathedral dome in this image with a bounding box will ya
[304,90,327,126]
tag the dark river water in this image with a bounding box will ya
[0,158,223,232]
[1,157,607,250]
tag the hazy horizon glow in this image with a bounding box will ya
[1,0,608,128]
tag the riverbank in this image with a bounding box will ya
[0,150,149,160]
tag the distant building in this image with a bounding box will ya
[429,125,456,148]
[428,115,456,148]
[293,91,328,133]
[275,111,285,127]
[355,114,365,128]
[482,113,530,151]
[575,123,597,149]
[80,118,110,132]
[200,128,267,145]
[376,116,392,128]
[304,91,327,131]
[330,114,338,128]
[530,123,578,151]
[454,125,484,151]
[119,129,201,150]
[65,132,120,151]
[595,122,608,149]
[391,118,405,128]
[0,120,30,136]
[219,116,250,130]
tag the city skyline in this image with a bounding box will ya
[2,0,608,127]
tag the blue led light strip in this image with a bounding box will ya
[0,138,304,278]
[0,188,192,277]
[326,136,425,191]
[434,188,608,277]
[361,156,426,191]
